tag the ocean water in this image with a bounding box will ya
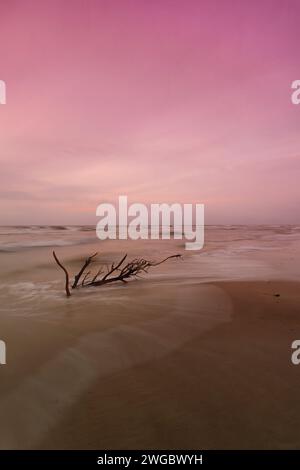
[1,224,299,252]
[0,225,299,317]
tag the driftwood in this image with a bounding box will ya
[53,251,181,297]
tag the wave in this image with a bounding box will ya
[0,226,95,235]
[0,237,96,252]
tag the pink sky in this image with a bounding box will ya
[0,0,300,224]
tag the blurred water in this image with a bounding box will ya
[0,225,299,317]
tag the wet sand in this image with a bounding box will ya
[0,279,300,449]
[38,281,300,450]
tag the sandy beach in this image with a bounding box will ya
[0,226,300,449]
[2,1,300,459]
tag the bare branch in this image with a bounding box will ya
[101,254,127,281]
[91,268,103,283]
[82,271,91,286]
[149,254,182,266]
[53,251,71,297]
[86,254,182,287]
[72,252,98,289]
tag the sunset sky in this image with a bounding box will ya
[0,0,300,224]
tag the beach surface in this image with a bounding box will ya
[0,225,300,449]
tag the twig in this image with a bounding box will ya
[72,252,98,289]
[101,254,127,281]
